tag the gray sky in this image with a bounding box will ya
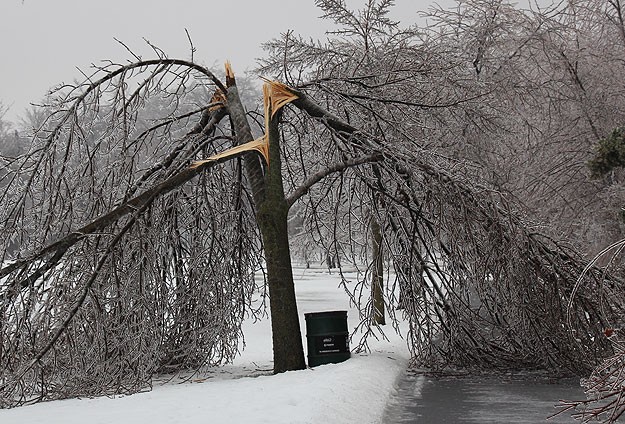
[0,0,552,124]
[1,0,453,123]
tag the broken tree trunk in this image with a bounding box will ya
[225,73,306,373]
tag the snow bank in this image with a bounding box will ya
[0,267,409,424]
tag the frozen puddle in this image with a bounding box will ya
[383,371,584,423]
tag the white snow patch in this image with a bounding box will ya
[0,266,409,424]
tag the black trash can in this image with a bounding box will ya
[305,310,350,367]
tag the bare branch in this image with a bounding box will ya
[286,153,383,207]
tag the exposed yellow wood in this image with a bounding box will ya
[261,79,299,145]
[266,80,299,119]
[189,137,269,169]
[225,61,234,79]
[190,65,299,169]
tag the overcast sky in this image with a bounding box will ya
[0,0,454,122]
[0,0,548,124]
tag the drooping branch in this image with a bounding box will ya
[291,89,359,135]
[3,197,149,391]
[0,68,270,403]
[0,138,269,285]
[274,78,620,374]
[43,59,226,148]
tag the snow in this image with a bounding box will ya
[0,266,409,424]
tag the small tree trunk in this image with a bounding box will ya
[371,216,385,325]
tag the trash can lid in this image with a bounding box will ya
[304,310,347,319]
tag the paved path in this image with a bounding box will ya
[383,372,584,423]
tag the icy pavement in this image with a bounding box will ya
[383,371,584,423]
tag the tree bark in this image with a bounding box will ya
[257,108,306,373]
[371,216,385,325]
[226,78,306,372]
[224,84,266,205]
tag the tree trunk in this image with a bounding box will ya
[257,108,306,373]
[371,216,385,325]
[225,77,305,373]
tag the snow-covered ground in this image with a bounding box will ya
[0,266,409,424]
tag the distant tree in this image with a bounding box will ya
[0,102,19,157]
[0,102,9,137]
[588,126,625,178]
[370,215,385,325]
